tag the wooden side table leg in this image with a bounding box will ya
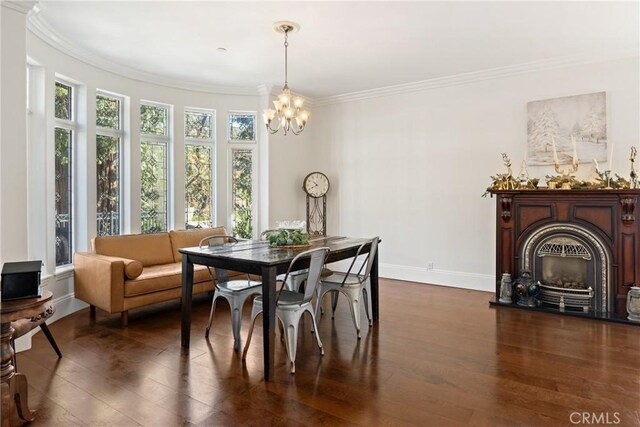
[1,382,11,427]
[12,373,34,421]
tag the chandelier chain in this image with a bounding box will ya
[284,27,289,87]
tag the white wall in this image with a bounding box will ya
[310,57,640,291]
[267,125,316,228]
[0,3,30,266]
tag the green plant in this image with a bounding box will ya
[265,229,309,246]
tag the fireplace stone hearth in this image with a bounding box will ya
[489,189,640,323]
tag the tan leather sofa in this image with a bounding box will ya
[74,227,231,325]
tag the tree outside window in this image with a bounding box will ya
[140,103,170,233]
[184,109,215,229]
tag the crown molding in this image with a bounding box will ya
[2,1,37,14]
[314,51,640,107]
[25,11,638,106]
[27,13,261,97]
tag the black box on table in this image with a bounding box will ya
[1,261,43,301]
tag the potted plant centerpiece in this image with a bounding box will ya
[265,221,310,248]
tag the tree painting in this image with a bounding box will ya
[527,92,607,165]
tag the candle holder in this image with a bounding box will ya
[630,147,638,189]
[603,170,612,189]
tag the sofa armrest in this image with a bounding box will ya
[74,252,129,314]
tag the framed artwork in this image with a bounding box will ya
[527,92,607,166]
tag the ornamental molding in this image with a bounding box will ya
[25,11,639,105]
[2,1,37,14]
[313,51,640,107]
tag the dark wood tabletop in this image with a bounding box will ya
[179,236,379,381]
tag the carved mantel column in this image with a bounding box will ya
[620,196,637,225]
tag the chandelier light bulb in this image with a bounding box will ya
[293,97,304,109]
[278,92,290,106]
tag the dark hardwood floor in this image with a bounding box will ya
[6,279,640,426]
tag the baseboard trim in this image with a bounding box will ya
[380,263,495,292]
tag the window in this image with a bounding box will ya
[96,92,123,236]
[140,102,170,233]
[184,109,215,228]
[230,148,254,238]
[54,81,75,266]
[228,112,256,142]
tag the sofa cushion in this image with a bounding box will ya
[93,233,174,267]
[169,227,227,263]
[124,259,143,280]
[124,263,211,297]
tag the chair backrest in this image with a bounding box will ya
[198,235,238,248]
[282,247,329,303]
[361,236,379,280]
[199,235,239,284]
[343,236,379,283]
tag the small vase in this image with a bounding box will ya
[627,286,640,322]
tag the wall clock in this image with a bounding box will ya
[303,172,329,236]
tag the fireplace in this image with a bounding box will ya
[489,189,640,321]
[523,225,606,312]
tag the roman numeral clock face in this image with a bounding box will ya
[303,172,329,198]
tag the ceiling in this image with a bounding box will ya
[30,1,639,100]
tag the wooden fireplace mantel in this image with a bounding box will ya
[489,189,640,317]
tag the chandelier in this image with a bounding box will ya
[263,22,309,136]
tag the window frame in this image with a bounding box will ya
[140,100,171,233]
[227,111,257,143]
[53,79,77,268]
[95,90,125,236]
[184,107,216,228]
[227,145,257,239]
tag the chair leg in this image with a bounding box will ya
[363,284,373,326]
[307,308,324,356]
[121,311,129,327]
[330,291,339,319]
[89,305,96,319]
[39,323,62,358]
[242,307,261,360]
[230,298,243,352]
[315,287,327,322]
[343,290,362,339]
[283,319,299,374]
[205,292,219,338]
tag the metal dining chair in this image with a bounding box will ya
[242,246,329,374]
[200,235,261,351]
[260,229,309,292]
[315,237,379,339]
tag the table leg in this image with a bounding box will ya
[1,381,11,427]
[261,266,277,381]
[370,249,379,321]
[181,255,195,349]
[1,322,34,424]
[12,373,33,421]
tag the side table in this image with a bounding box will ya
[1,290,53,427]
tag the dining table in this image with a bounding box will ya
[179,235,379,381]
